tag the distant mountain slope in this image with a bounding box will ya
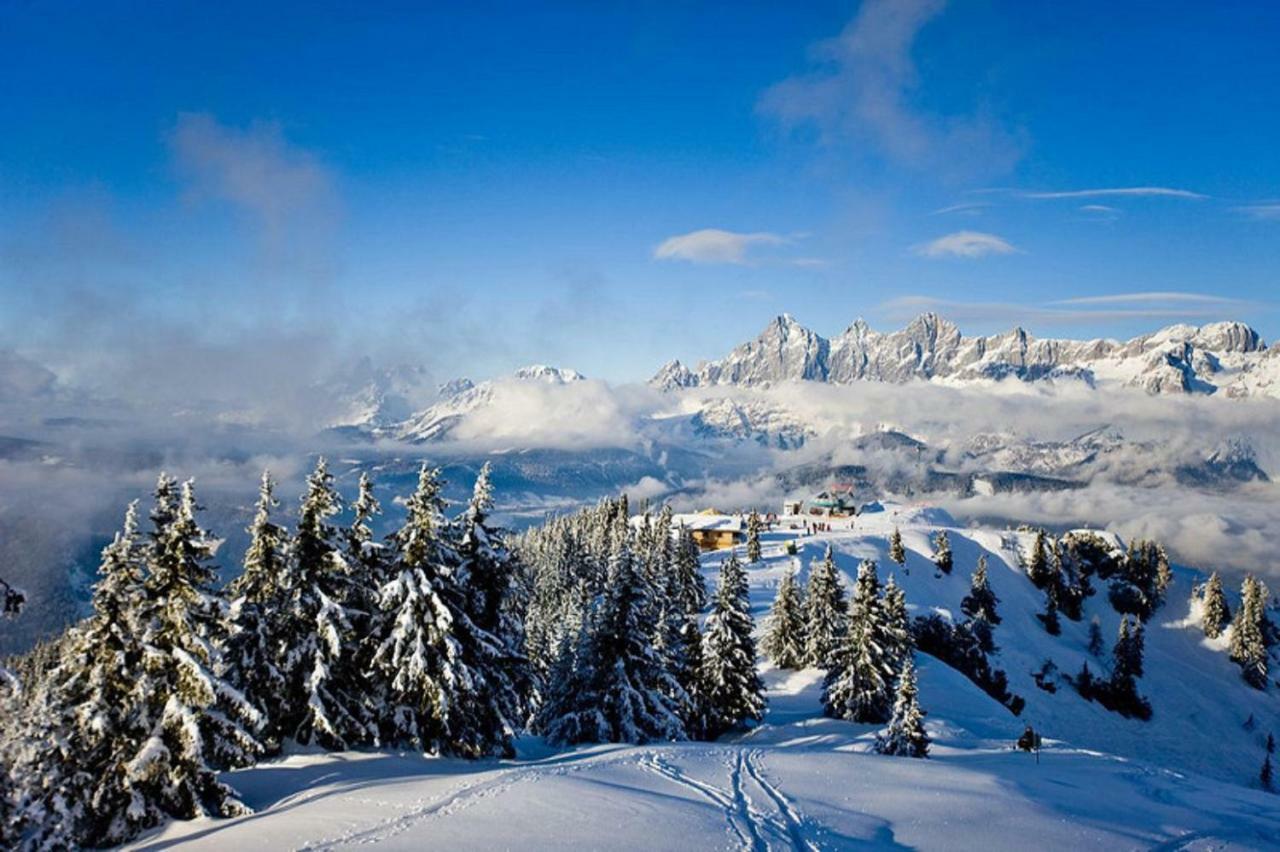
[651,313,1275,398]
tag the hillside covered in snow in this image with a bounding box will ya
[112,504,1280,850]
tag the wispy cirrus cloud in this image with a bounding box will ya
[1051,291,1253,308]
[881,293,1261,327]
[1078,204,1120,221]
[1020,186,1207,200]
[1233,203,1280,221]
[653,228,819,267]
[757,0,1021,177]
[914,230,1018,259]
[931,201,991,216]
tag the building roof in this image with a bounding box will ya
[675,513,745,533]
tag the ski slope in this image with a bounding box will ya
[128,506,1280,850]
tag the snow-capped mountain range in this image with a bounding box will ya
[651,312,1279,398]
[373,364,586,443]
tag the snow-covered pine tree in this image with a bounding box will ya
[345,471,388,727]
[1153,543,1173,604]
[1114,617,1145,680]
[874,656,930,758]
[7,503,153,847]
[673,524,708,614]
[881,575,912,676]
[0,573,21,839]
[278,458,371,750]
[372,464,516,756]
[225,471,289,749]
[805,545,847,667]
[126,475,264,828]
[1087,615,1104,657]
[888,526,906,567]
[657,560,705,734]
[746,510,762,563]
[1263,752,1276,793]
[932,530,952,575]
[700,554,765,739]
[535,580,606,744]
[823,559,894,724]
[544,526,686,745]
[960,554,1001,625]
[762,561,806,669]
[457,462,531,735]
[1026,530,1050,588]
[1230,575,1270,689]
[1038,576,1062,636]
[5,645,98,848]
[1200,571,1231,640]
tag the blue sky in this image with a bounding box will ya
[2,0,1278,383]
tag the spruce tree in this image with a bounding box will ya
[1263,753,1275,793]
[1153,543,1173,605]
[875,656,930,758]
[700,554,766,738]
[823,560,894,724]
[7,503,151,846]
[588,531,686,743]
[346,471,388,725]
[372,464,516,756]
[1114,617,1145,680]
[278,458,371,749]
[763,562,806,669]
[226,471,289,749]
[126,476,263,828]
[1087,615,1105,657]
[659,564,704,734]
[673,525,708,614]
[746,510,763,563]
[881,575,912,676]
[457,462,531,734]
[888,526,906,567]
[1103,615,1151,718]
[960,555,1001,625]
[1038,578,1062,636]
[1200,572,1231,640]
[932,530,953,575]
[1026,530,1050,588]
[535,581,605,744]
[1230,575,1270,689]
[804,546,847,667]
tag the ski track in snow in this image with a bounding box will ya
[299,769,525,850]
[741,749,820,852]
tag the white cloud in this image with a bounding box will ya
[914,231,1018,259]
[1022,186,1207,200]
[171,113,335,231]
[757,0,1021,177]
[1051,292,1250,307]
[1234,204,1280,221]
[1078,204,1120,221]
[653,229,787,265]
[931,202,991,216]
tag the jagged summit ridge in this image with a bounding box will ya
[650,313,1272,397]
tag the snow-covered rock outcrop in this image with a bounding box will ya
[652,312,1274,398]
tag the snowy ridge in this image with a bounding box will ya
[388,365,586,443]
[131,505,1280,850]
[651,312,1276,398]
